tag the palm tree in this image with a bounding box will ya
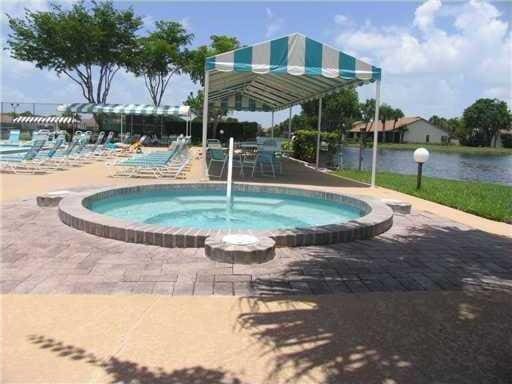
[378,104,395,143]
[392,108,404,143]
[358,99,375,170]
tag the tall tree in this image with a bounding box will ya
[185,35,240,138]
[130,21,193,106]
[391,108,405,142]
[358,99,375,170]
[300,88,361,135]
[462,98,511,147]
[187,35,240,86]
[6,1,142,104]
[377,103,396,143]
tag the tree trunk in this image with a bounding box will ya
[212,115,221,139]
[358,126,367,171]
[93,113,104,131]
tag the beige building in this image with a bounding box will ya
[350,116,450,144]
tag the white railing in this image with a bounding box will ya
[226,137,234,209]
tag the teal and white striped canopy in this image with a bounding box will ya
[206,33,381,111]
[211,95,273,112]
[57,103,190,116]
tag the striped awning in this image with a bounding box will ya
[206,33,381,111]
[211,95,273,112]
[57,103,190,116]
[13,116,79,124]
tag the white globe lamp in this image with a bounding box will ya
[413,148,430,189]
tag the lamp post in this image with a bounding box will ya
[413,148,429,189]
[10,103,20,116]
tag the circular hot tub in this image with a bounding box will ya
[58,183,393,248]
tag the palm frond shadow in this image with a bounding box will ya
[237,223,512,383]
[27,335,243,384]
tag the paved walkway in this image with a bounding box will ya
[2,198,511,296]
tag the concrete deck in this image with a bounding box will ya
[3,292,512,383]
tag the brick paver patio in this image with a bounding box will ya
[1,199,511,296]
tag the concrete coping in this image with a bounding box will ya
[382,199,412,214]
[58,182,394,248]
[205,235,276,264]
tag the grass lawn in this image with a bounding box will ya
[345,142,512,156]
[334,169,512,223]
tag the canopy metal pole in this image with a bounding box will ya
[288,107,292,138]
[371,80,381,188]
[201,70,210,178]
[315,97,323,169]
[120,114,123,138]
[187,110,191,136]
[271,110,274,138]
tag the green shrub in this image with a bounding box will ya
[292,129,340,162]
[500,133,512,148]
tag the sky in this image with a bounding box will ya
[1,0,510,127]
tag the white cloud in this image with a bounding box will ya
[332,0,511,117]
[0,50,37,79]
[265,8,284,38]
[142,15,155,32]
[413,0,442,32]
[334,14,348,25]
[1,0,76,25]
[180,17,191,30]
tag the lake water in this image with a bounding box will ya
[341,147,512,186]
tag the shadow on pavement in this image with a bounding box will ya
[211,158,367,187]
[27,334,244,384]
[237,224,512,383]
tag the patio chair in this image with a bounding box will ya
[82,131,105,157]
[0,139,47,173]
[207,148,227,177]
[32,129,50,144]
[207,139,222,149]
[7,129,20,145]
[111,137,189,179]
[116,135,147,156]
[26,137,67,171]
[248,150,278,178]
[36,136,65,160]
[207,147,244,178]
[46,136,80,166]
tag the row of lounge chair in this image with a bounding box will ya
[108,136,191,179]
[0,131,146,174]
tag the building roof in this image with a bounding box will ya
[0,113,14,124]
[351,117,423,133]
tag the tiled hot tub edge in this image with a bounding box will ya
[58,183,393,248]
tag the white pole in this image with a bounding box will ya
[187,110,191,136]
[371,80,381,188]
[271,110,274,138]
[288,106,292,138]
[201,70,210,179]
[315,97,323,169]
[226,137,234,208]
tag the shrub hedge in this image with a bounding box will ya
[500,133,512,148]
[292,129,340,162]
